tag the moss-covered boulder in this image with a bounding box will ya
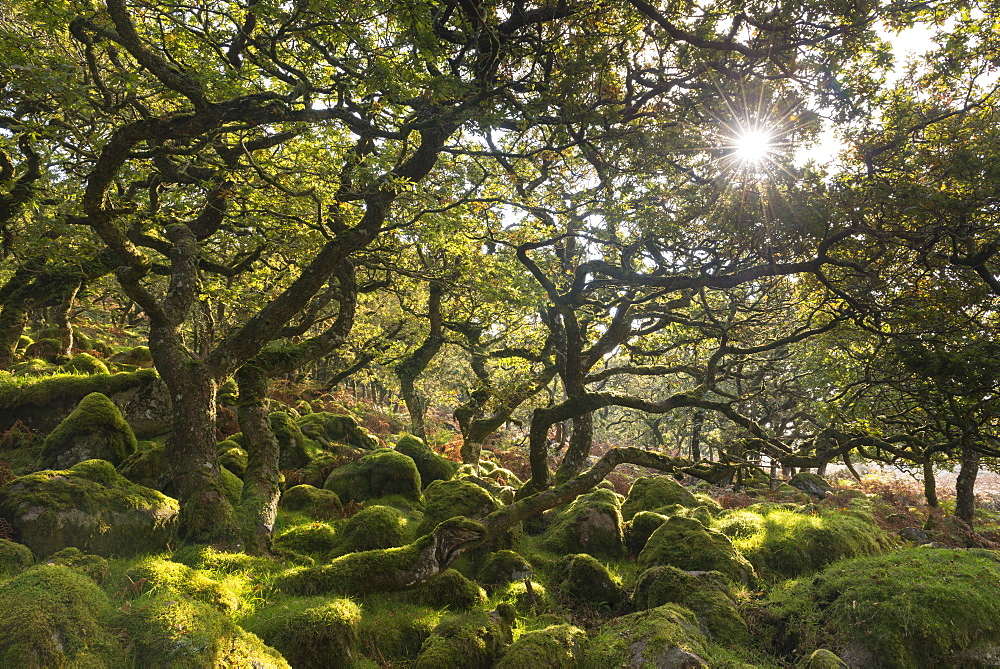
[62,352,110,375]
[324,448,422,504]
[0,537,34,577]
[540,488,626,559]
[714,510,766,540]
[357,600,439,664]
[410,568,487,610]
[40,392,137,469]
[555,553,626,609]
[23,338,63,362]
[763,548,1000,668]
[416,478,498,536]
[728,506,891,580]
[121,592,289,668]
[0,565,126,666]
[243,596,362,668]
[218,445,248,478]
[788,472,835,499]
[273,522,340,557]
[632,566,749,646]
[331,505,414,557]
[798,649,849,668]
[279,484,342,518]
[270,411,324,470]
[10,358,57,376]
[117,440,172,492]
[584,603,710,668]
[639,516,756,587]
[297,411,379,450]
[621,475,698,521]
[499,579,554,615]
[125,556,241,613]
[395,434,457,488]
[477,549,533,593]
[414,609,513,669]
[626,511,669,556]
[497,624,587,669]
[44,547,110,584]
[0,459,179,558]
[109,345,154,368]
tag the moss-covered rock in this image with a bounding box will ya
[496,623,587,669]
[44,547,109,583]
[10,358,57,376]
[243,596,362,668]
[0,459,179,558]
[121,592,289,668]
[729,506,891,580]
[626,511,669,556]
[357,599,439,664]
[40,392,137,469]
[414,609,513,669]
[622,475,698,521]
[395,434,457,488]
[410,568,487,610]
[274,522,340,557]
[584,603,710,668]
[218,446,248,478]
[788,472,834,499]
[270,411,324,470]
[23,338,63,362]
[117,440,172,492]
[331,504,414,556]
[639,516,756,587]
[632,566,749,645]
[62,352,110,375]
[279,484,342,518]
[714,510,767,540]
[499,579,554,615]
[798,649,848,668]
[216,378,238,406]
[219,465,243,506]
[0,537,34,577]
[540,488,626,559]
[416,478,498,536]
[555,553,626,609]
[0,564,125,667]
[125,556,241,613]
[324,448,422,504]
[109,345,153,368]
[297,412,379,450]
[477,549,533,592]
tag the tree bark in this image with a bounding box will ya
[955,444,979,523]
[0,303,27,370]
[395,283,444,441]
[235,363,281,554]
[54,282,81,356]
[555,411,593,483]
[923,460,938,508]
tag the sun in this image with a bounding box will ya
[734,130,774,163]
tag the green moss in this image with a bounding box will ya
[729,507,892,580]
[639,516,756,587]
[477,549,533,592]
[0,459,179,558]
[219,465,243,506]
[324,448,422,504]
[764,548,1000,668]
[216,379,238,406]
[117,440,172,492]
[395,434,457,488]
[715,510,767,540]
[270,411,323,470]
[540,488,626,559]
[273,522,339,557]
[633,566,749,646]
[10,358,57,377]
[797,649,848,668]
[331,505,413,557]
[693,493,722,514]
[626,511,669,556]
[126,556,241,613]
[622,475,698,521]
[0,564,126,667]
[16,334,32,350]
[0,538,34,577]
[584,603,710,668]
[500,579,554,615]
[120,592,289,668]
[243,595,362,668]
[40,392,137,468]
[554,553,625,609]
[218,447,248,478]
[497,623,587,669]
[414,609,512,669]
[24,338,62,362]
[357,598,441,663]
[296,412,378,450]
[0,369,159,412]
[417,478,497,535]
[109,346,153,368]
[278,484,342,518]
[788,472,834,499]
[62,353,110,376]
[45,547,109,583]
[409,568,487,610]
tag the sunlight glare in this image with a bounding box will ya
[735,130,773,163]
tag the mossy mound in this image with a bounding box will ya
[554,553,626,609]
[414,609,513,669]
[0,537,34,577]
[44,547,110,583]
[220,465,243,505]
[798,649,849,668]
[540,488,626,559]
[729,507,891,580]
[416,478,498,536]
[40,392,137,468]
[788,472,834,499]
[218,446,248,478]
[117,440,173,493]
[477,549,533,592]
[395,434,457,488]
[357,599,440,664]
[121,592,289,668]
[324,448,422,504]
[270,411,323,470]
[0,564,125,667]
[331,504,414,557]
[296,412,378,450]
[584,603,710,668]
[0,459,179,558]
[10,358,57,376]
[273,522,340,557]
[762,548,1000,668]
[626,511,669,556]
[621,475,698,521]
[715,510,767,540]
[410,568,487,610]
[639,515,756,587]
[497,623,587,668]
[23,338,63,362]
[125,556,241,613]
[632,566,749,646]
[288,451,359,488]
[109,345,153,368]
[216,378,238,406]
[243,596,362,668]
[62,352,110,375]
[279,484,342,518]
[499,579,554,615]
